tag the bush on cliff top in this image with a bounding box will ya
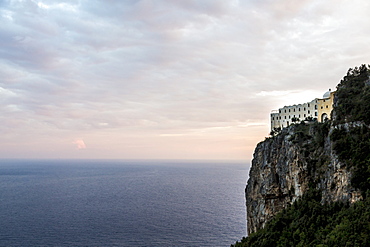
[334,64,370,125]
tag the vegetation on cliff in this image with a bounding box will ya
[233,65,370,247]
[331,64,370,194]
[233,190,370,247]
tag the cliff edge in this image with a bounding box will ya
[245,65,370,235]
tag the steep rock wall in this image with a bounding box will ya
[245,124,362,235]
[245,65,370,235]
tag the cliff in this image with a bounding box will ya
[245,123,363,234]
[245,65,370,235]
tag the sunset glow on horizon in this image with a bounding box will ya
[1,0,370,161]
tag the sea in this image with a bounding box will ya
[0,159,249,247]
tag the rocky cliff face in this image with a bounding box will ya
[236,66,370,247]
[245,122,363,234]
[244,64,370,235]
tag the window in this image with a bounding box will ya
[279,110,281,113]
[285,110,286,113]
[304,114,306,117]
[289,109,290,112]
[308,104,310,107]
[285,116,287,119]
[315,112,318,116]
[272,117,274,120]
[304,107,306,111]
[321,106,323,109]
[299,108,301,111]
[294,108,295,112]
[315,105,317,109]
[326,105,329,108]
[308,110,310,114]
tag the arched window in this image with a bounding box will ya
[321,113,328,122]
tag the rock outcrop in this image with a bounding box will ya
[245,123,362,234]
[245,65,370,235]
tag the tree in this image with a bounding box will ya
[291,117,300,123]
[270,127,282,137]
[305,116,314,122]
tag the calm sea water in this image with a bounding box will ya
[0,159,248,247]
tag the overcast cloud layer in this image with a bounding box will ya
[1,0,370,160]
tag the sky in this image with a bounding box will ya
[1,0,370,161]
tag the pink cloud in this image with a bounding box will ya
[73,139,86,150]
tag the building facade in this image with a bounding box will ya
[270,89,335,130]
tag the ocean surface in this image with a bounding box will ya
[0,159,249,247]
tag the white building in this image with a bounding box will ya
[270,89,335,130]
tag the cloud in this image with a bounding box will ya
[0,0,370,159]
[73,139,86,150]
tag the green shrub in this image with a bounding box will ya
[232,194,370,247]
